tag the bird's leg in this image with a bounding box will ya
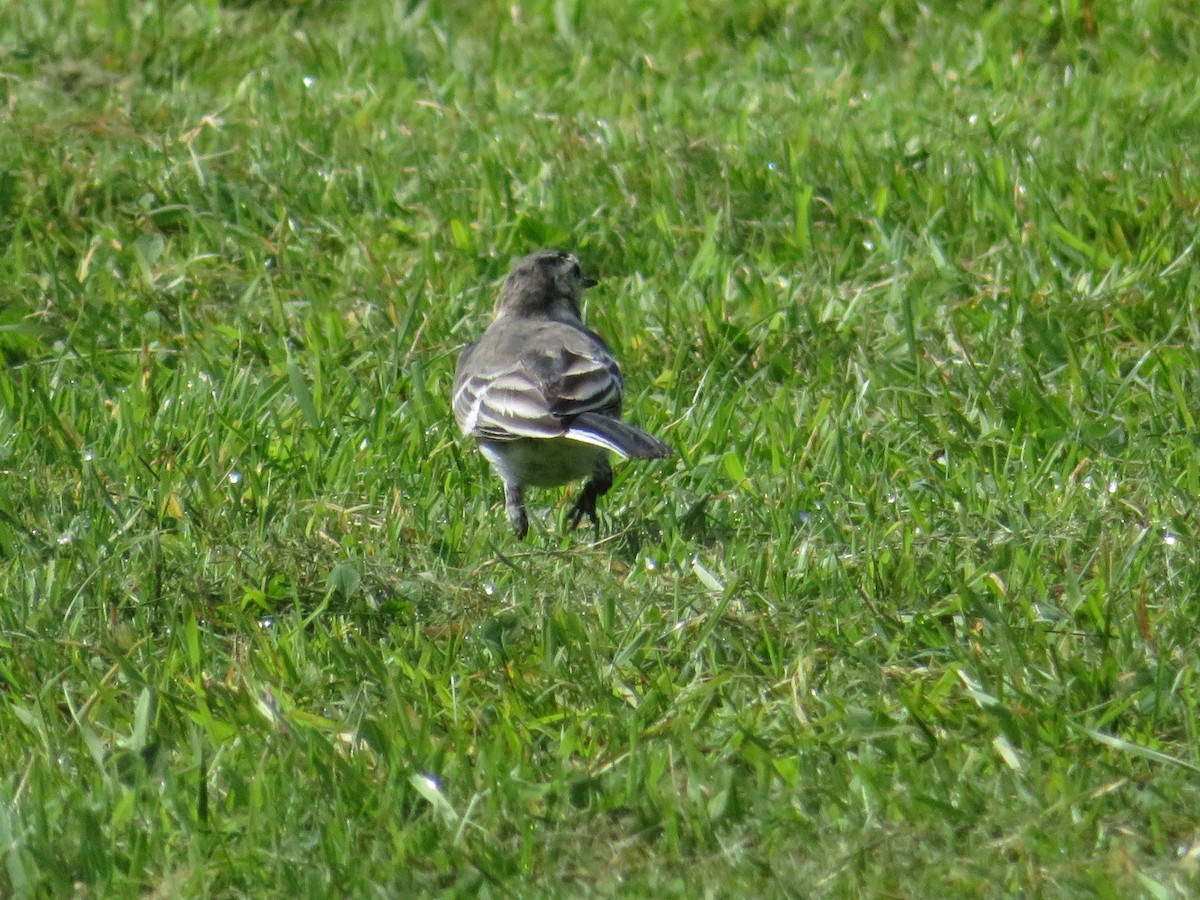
[568,460,613,535]
[504,481,528,539]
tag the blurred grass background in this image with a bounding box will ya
[2,0,1200,895]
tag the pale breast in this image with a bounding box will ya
[480,438,607,488]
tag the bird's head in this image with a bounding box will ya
[494,249,598,322]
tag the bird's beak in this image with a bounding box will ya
[583,276,598,289]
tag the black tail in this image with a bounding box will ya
[566,412,674,459]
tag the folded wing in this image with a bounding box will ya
[453,325,627,445]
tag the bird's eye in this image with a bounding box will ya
[571,262,581,279]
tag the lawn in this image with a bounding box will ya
[2,0,1200,895]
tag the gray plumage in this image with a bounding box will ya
[452,249,672,537]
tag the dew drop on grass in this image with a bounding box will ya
[644,557,658,572]
[483,582,495,596]
[1107,481,1118,494]
[303,76,315,88]
[1082,478,1093,490]
[258,617,275,629]
[81,449,94,463]
[228,471,242,484]
[1164,533,1178,547]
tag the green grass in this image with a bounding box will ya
[3,0,1200,895]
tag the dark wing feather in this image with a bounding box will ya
[452,321,624,443]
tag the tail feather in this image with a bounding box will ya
[565,412,673,459]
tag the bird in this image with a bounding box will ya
[452,249,673,538]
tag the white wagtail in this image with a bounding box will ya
[452,249,673,538]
